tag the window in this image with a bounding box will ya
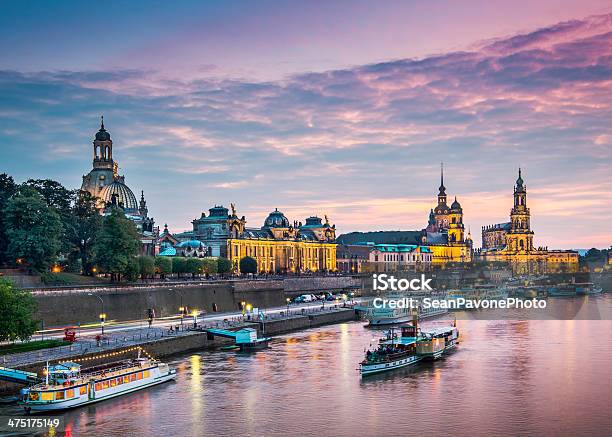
[80,386,87,395]
[55,391,65,401]
[117,377,123,385]
[137,372,143,380]
[124,375,130,384]
[130,373,137,382]
[102,381,109,389]
[66,389,74,399]
[41,392,53,401]
[29,392,40,401]
[110,379,117,387]
[144,370,150,378]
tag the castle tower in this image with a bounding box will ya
[505,168,534,252]
[433,162,450,230]
[448,197,465,243]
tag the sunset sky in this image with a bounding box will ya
[1,1,611,248]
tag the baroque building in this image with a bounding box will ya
[476,169,578,273]
[81,117,158,256]
[161,205,337,274]
[337,164,473,266]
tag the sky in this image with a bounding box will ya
[0,0,611,249]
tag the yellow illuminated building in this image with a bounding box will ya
[477,169,578,273]
[226,209,337,274]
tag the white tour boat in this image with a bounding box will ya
[19,348,176,413]
[360,322,459,376]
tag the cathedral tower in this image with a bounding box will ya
[505,168,534,252]
[433,163,450,230]
[448,197,465,243]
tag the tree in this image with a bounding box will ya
[217,257,232,275]
[0,173,18,265]
[24,179,75,212]
[172,257,188,278]
[66,190,102,275]
[239,256,258,274]
[0,279,38,342]
[25,179,76,256]
[201,257,218,276]
[138,256,155,279]
[93,208,140,281]
[4,186,63,272]
[125,257,141,282]
[155,256,172,278]
[185,257,203,278]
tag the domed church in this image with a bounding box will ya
[81,117,158,255]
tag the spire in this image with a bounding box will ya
[438,162,446,196]
[139,190,148,217]
[100,115,105,130]
[516,167,524,190]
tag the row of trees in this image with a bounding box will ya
[136,256,233,279]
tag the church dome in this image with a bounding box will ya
[99,181,138,212]
[264,208,290,228]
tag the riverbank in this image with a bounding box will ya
[0,306,358,395]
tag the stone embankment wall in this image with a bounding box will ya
[29,276,362,326]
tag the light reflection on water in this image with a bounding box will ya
[4,296,612,437]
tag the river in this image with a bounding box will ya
[3,295,612,436]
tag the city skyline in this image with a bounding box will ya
[1,3,611,248]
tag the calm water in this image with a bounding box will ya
[4,296,612,437]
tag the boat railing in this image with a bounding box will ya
[84,361,149,379]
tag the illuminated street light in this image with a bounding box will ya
[179,306,185,328]
[99,313,106,335]
[286,297,290,315]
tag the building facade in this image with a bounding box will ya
[81,117,158,256]
[336,244,371,273]
[162,205,337,274]
[476,170,578,273]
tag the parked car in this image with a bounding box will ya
[294,294,315,303]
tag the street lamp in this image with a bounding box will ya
[88,293,105,335]
[191,309,198,327]
[241,301,246,315]
[286,297,290,315]
[179,306,185,328]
